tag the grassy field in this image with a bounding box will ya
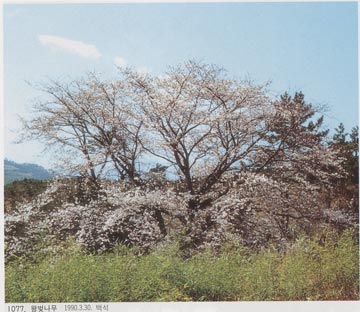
[6,229,359,302]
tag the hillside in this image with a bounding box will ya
[4,179,49,214]
[4,159,52,185]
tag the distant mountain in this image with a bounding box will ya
[4,159,53,185]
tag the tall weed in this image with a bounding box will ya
[6,230,359,302]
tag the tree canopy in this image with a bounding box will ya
[13,61,355,255]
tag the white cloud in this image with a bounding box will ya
[38,35,101,59]
[137,66,150,74]
[114,56,127,68]
[113,58,150,74]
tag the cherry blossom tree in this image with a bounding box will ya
[122,62,342,220]
[21,73,144,185]
[13,60,349,255]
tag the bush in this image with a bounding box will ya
[6,230,359,302]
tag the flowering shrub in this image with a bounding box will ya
[5,178,187,258]
[5,168,357,260]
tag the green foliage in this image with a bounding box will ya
[276,229,359,300]
[6,230,359,302]
[331,123,359,185]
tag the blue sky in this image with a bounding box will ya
[3,2,358,168]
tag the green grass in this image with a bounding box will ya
[5,230,359,302]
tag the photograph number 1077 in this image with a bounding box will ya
[3,1,359,306]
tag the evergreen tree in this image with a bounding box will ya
[331,123,358,184]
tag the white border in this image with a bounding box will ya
[1,0,5,309]
[1,0,359,3]
[1,1,359,311]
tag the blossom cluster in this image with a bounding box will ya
[5,170,357,260]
